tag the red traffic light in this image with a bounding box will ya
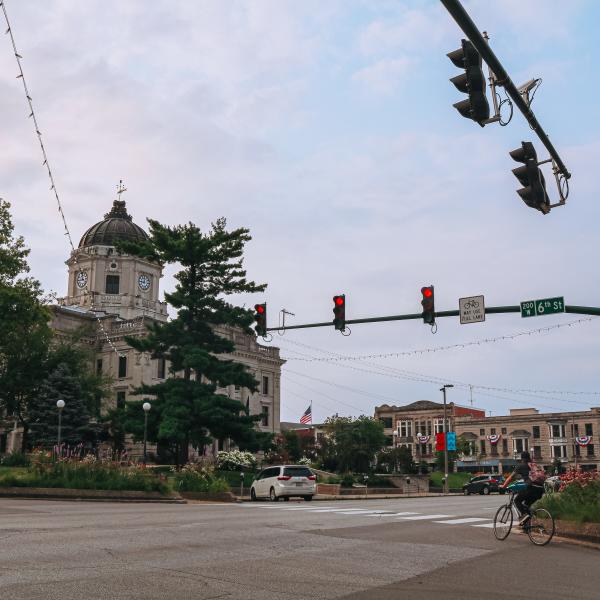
[255,304,265,314]
[334,296,345,306]
[422,287,433,298]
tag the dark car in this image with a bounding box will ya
[462,474,505,495]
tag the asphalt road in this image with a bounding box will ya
[0,495,598,599]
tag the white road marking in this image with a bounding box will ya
[434,517,491,525]
[471,523,496,528]
[398,514,453,521]
[337,510,382,515]
[368,512,420,517]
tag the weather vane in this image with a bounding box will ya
[116,179,127,200]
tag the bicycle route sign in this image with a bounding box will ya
[520,296,565,318]
[459,295,485,324]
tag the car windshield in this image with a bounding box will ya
[283,467,313,478]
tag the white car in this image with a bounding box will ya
[250,465,317,502]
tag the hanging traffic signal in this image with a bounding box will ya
[421,286,435,325]
[254,303,267,337]
[447,39,490,126]
[509,141,550,214]
[332,294,346,331]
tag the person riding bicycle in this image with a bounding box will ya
[501,451,545,526]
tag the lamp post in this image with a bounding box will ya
[142,402,151,466]
[440,385,454,495]
[56,399,65,454]
[416,432,422,475]
[392,430,398,473]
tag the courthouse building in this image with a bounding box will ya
[0,196,284,456]
[375,401,599,473]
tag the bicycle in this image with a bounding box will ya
[493,488,555,546]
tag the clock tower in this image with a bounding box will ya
[63,192,167,322]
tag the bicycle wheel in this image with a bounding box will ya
[527,508,555,546]
[493,504,513,540]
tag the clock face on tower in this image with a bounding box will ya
[76,270,88,289]
[138,273,151,291]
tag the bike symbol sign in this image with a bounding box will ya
[459,295,485,324]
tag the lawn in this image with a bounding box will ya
[429,472,472,489]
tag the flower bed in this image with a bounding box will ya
[172,463,230,494]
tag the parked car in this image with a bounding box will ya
[462,474,505,495]
[250,465,317,502]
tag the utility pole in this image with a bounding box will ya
[440,385,454,495]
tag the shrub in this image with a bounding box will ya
[0,452,30,467]
[340,474,356,488]
[216,450,257,471]
[537,475,600,523]
[173,463,230,493]
[297,456,312,466]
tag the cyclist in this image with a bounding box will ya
[500,451,545,526]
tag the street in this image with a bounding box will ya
[1,496,598,599]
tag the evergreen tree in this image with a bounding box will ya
[0,199,53,450]
[117,217,271,463]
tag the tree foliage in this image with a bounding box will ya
[117,217,271,462]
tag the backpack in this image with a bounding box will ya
[528,462,547,484]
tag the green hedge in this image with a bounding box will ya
[537,480,600,523]
[0,461,170,493]
[430,472,471,488]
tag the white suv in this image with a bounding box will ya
[250,465,317,502]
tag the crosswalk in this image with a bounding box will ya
[241,503,498,530]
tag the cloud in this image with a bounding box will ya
[351,57,414,96]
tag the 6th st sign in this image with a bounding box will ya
[520,296,565,318]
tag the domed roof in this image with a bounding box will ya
[78,200,148,248]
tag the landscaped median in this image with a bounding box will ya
[536,469,600,545]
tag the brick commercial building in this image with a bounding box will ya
[375,402,599,473]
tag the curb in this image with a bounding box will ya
[0,487,186,503]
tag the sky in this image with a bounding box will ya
[1,0,600,424]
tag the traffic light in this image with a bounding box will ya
[447,39,490,126]
[509,141,550,214]
[254,303,267,337]
[421,286,435,325]
[332,294,346,331]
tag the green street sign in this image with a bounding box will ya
[520,297,565,318]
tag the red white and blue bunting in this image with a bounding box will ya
[575,436,592,446]
[486,434,501,445]
[417,435,431,444]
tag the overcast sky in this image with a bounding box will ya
[2,1,599,423]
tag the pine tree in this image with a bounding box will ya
[117,217,270,463]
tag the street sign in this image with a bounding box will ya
[459,295,485,324]
[520,296,565,318]
[446,432,457,451]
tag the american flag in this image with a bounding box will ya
[300,404,312,424]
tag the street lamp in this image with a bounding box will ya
[416,432,422,474]
[56,399,65,453]
[440,385,454,495]
[142,402,151,466]
[392,430,398,473]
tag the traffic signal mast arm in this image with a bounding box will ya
[265,304,600,332]
[440,0,571,180]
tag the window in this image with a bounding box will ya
[587,444,595,457]
[116,391,126,409]
[399,420,412,437]
[502,439,508,454]
[532,426,540,439]
[234,385,240,391]
[501,427,507,434]
[479,428,485,436]
[380,417,393,429]
[434,419,449,434]
[118,356,127,378]
[261,406,269,427]
[513,438,529,454]
[105,275,120,294]
[157,357,166,379]
[533,446,542,459]
[399,443,413,454]
[262,376,269,395]
[551,445,567,458]
[573,444,581,458]
[490,428,496,435]
[96,359,103,376]
[571,423,579,436]
[479,440,486,454]
[550,424,566,438]
[585,423,593,436]
[385,435,393,447]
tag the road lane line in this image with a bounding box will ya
[398,514,453,521]
[471,523,496,528]
[434,517,491,525]
[367,512,420,517]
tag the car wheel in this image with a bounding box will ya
[270,487,279,502]
[482,486,490,495]
[303,495,313,502]
[250,488,257,501]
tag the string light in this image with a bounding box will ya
[2,2,125,357]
